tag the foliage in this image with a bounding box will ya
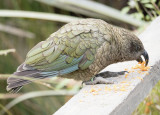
[121,0,160,21]
[35,0,146,26]
[0,49,15,56]
[133,81,160,115]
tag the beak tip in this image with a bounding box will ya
[145,60,148,66]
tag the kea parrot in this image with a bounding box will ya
[7,19,149,93]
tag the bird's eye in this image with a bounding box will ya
[137,46,141,50]
[130,42,141,53]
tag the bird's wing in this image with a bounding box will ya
[25,23,106,76]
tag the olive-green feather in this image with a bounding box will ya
[46,49,63,63]
[65,56,74,64]
[78,53,94,70]
[80,60,94,70]
[24,21,105,72]
[25,53,44,65]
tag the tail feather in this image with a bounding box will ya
[7,79,31,90]
[7,71,40,92]
[7,63,51,93]
[9,86,23,93]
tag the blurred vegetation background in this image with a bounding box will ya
[0,0,160,115]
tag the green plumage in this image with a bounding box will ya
[25,19,108,70]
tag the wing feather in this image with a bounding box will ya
[25,24,106,75]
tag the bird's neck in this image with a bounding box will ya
[110,27,128,63]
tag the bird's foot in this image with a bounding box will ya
[83,71,127,85]
[83,76,116,85]
[96,71,128,78]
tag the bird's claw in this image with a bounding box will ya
[83,76,116,85]
[117,71,128,75]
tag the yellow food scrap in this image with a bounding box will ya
[120,88,127,91]
[105,86,111,91]
[93,92,99,95]
[125,68,128,71]
[137,76,143,80]
[83,90,88,93]
[125,74,129,78]
[125,83,130,86]
[132,64,141,69]
[113,85,118,91]
[141,67,150,71]
[121,85,126,88]
[128,71,132,73]
[120,81,127,83]
[90,88,96,92]
[79,100,83,102]
[133,61,150,71]
[89,88,97,93]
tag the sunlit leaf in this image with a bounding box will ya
[144,4,154,9]
[36,0,147,26]
[55,79,70,90]
[0,10,81,23]
[140,0,150,4]
[132,12,144,20]
[0,90,77,115]
[151,0,157,3]
[0,49,15,56]
[121,7,130,14]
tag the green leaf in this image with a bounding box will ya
[145,15,151,21]
[0,49,15,56]
[55,79,70,90]
[133,12,144,20]
[0,90,76,115]
[121,7,130,14]
[144,4,154,9]
[140,0,150,4]
[36,0,147,26]
[151,0,157,3]
[0,10,81,23]
[157,11,160,15]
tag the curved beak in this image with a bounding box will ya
[142,50,149,66]
[136,50,149,66]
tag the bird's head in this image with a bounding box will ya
[120,31,149,66]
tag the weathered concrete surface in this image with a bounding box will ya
[54,17,160,115]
